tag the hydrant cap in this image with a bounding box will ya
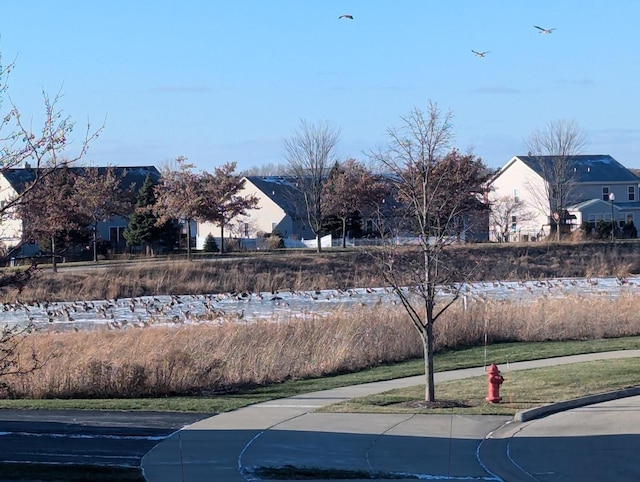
[488,363,500,374]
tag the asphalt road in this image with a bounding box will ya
[0,409,214,468]
[479,396,640,481]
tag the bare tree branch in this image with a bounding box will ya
[525,119,586,241]
[283,119,341,252]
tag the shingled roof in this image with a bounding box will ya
[515,155,640,183]
[244,176,306,217]
[2,165,161,193]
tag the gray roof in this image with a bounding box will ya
[516,155,640,183]
[2,166,160,193]
[245,176,305,217]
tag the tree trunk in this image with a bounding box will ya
[316,233,322,253]
[93,223,98,263]
[423,321,435,402]
[186,219,192,261]
[341,217,347,248]
[220,223,225,254]
[51,236,57,273]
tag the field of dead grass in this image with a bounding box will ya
[4,241,640,399]
[6,292,640,399]
[8,240,640,303]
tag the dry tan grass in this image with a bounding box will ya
[9,241,640,304]
[5,294,640,399]
[5,243,640,398]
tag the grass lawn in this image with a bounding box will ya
[319,357,640,416]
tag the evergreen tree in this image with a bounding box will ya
[124,173,162,255]
[203,234,219,252]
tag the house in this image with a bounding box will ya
[195,172,493,249]
[488,155,640,241]
[195,176,315,249]
[0,165,161,256]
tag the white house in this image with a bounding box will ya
[489,155,640,241]
[195,176,315,249]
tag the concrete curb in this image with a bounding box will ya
[514,386,640,422]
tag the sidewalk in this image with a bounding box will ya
[141,350,640,481]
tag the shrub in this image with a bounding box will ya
[203,234,219,252]
[622,221,637,239]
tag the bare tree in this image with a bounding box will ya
[240,162,291,177]
[0,51,100,384]
[283,119,340,252]
[1,57,102,220]
[525,119,586,241]
[369,102,490,402]
[490,196,537,242]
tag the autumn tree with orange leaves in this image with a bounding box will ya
[154,158,259,258]
[198,162,259,254]
[322,159,389,247]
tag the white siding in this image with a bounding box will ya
[196,178,288,249]
[0,177,22,249]
[489,157,549,241]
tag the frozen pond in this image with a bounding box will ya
[1,276,638,332]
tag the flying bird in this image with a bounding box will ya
[338,14,354,20]
[534,25,556,34]
[471,50,490,58]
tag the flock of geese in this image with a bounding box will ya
[471,25,556,58]
[337,12,556,59]
[0,276,636,333]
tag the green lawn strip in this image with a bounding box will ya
[320,357,640,416]
[0,337,638,412]
[0,463,144,481]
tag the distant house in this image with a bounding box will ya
[0,165,161,256]
[195,176,315,249]
[488,155,640,241]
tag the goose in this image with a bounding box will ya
[534,25,556,34]
[471,50,489,58]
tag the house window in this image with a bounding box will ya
[602,187,610,201]
[513,188,519,203]
[109,226,125,241]
[628,186,635,201]
[366,219,373,232]
[510,215,517,232]
[244,223,249,238]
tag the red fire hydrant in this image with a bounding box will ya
[485,363,504,403]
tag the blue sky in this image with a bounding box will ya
[1,1,639,173]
